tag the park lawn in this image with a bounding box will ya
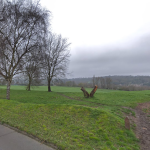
[63,90,150,108]
[0,85,112,92]
[0,85,149,149]
[0,85,83,92]
[1,85,150,107]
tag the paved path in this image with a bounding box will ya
[0,124,55,150]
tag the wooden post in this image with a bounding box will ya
[90,85,98,97]
[125,116,130,130]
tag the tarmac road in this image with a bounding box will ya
[0,124,55,150]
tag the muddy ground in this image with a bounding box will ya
[130,102,150,150]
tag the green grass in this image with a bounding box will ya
[0,85,146,149]
[0,85,89,92]
[0,100,139,150]
[0,85,114,92]
[1,85,150,107]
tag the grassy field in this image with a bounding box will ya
[0,85,149,149]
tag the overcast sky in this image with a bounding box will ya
[41,0,150,78]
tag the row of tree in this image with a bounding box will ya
[55,76,112,89]
[0,0,71,99]
[54,76,150,91]
[92,76,112,89]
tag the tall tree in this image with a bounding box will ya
[92,75,95,87]
[43,33,71,92]
[0,0,49,99]
[105,77,112,89]
[92,75,100,87]
[100,77,106,89]
[24,52,42,91]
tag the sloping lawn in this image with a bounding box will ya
[0,100,139,150]
[0,86,145,149]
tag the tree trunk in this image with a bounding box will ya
[28,84,30,91]
[6,79,11,100]
[90,85,98,97]
[28,77,31,91]
[81,87,89,98]
[27,83,31,91]
[48,79,51,92]
[26,76,31,91]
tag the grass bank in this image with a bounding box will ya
[0,100,139,150]
[0,85,148,149]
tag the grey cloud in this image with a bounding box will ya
[68,34,150,78]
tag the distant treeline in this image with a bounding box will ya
[1,75,150,91]
[55,76,150,91]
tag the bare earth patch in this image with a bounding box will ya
[133,102,150,150]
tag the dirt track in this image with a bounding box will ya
[133,102,150,150]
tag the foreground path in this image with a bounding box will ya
[0,124,55,150]
[133,102,150,150]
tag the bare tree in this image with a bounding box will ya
[105,77,112,89]
[43,33,71,92]
[0,0,49,99]
[24,52,42,91]
[92,75,100,87]
[95,77,100,87]
[92,75,95,87]
[100,77,106,89]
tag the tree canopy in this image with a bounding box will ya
[0,0,50,99]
